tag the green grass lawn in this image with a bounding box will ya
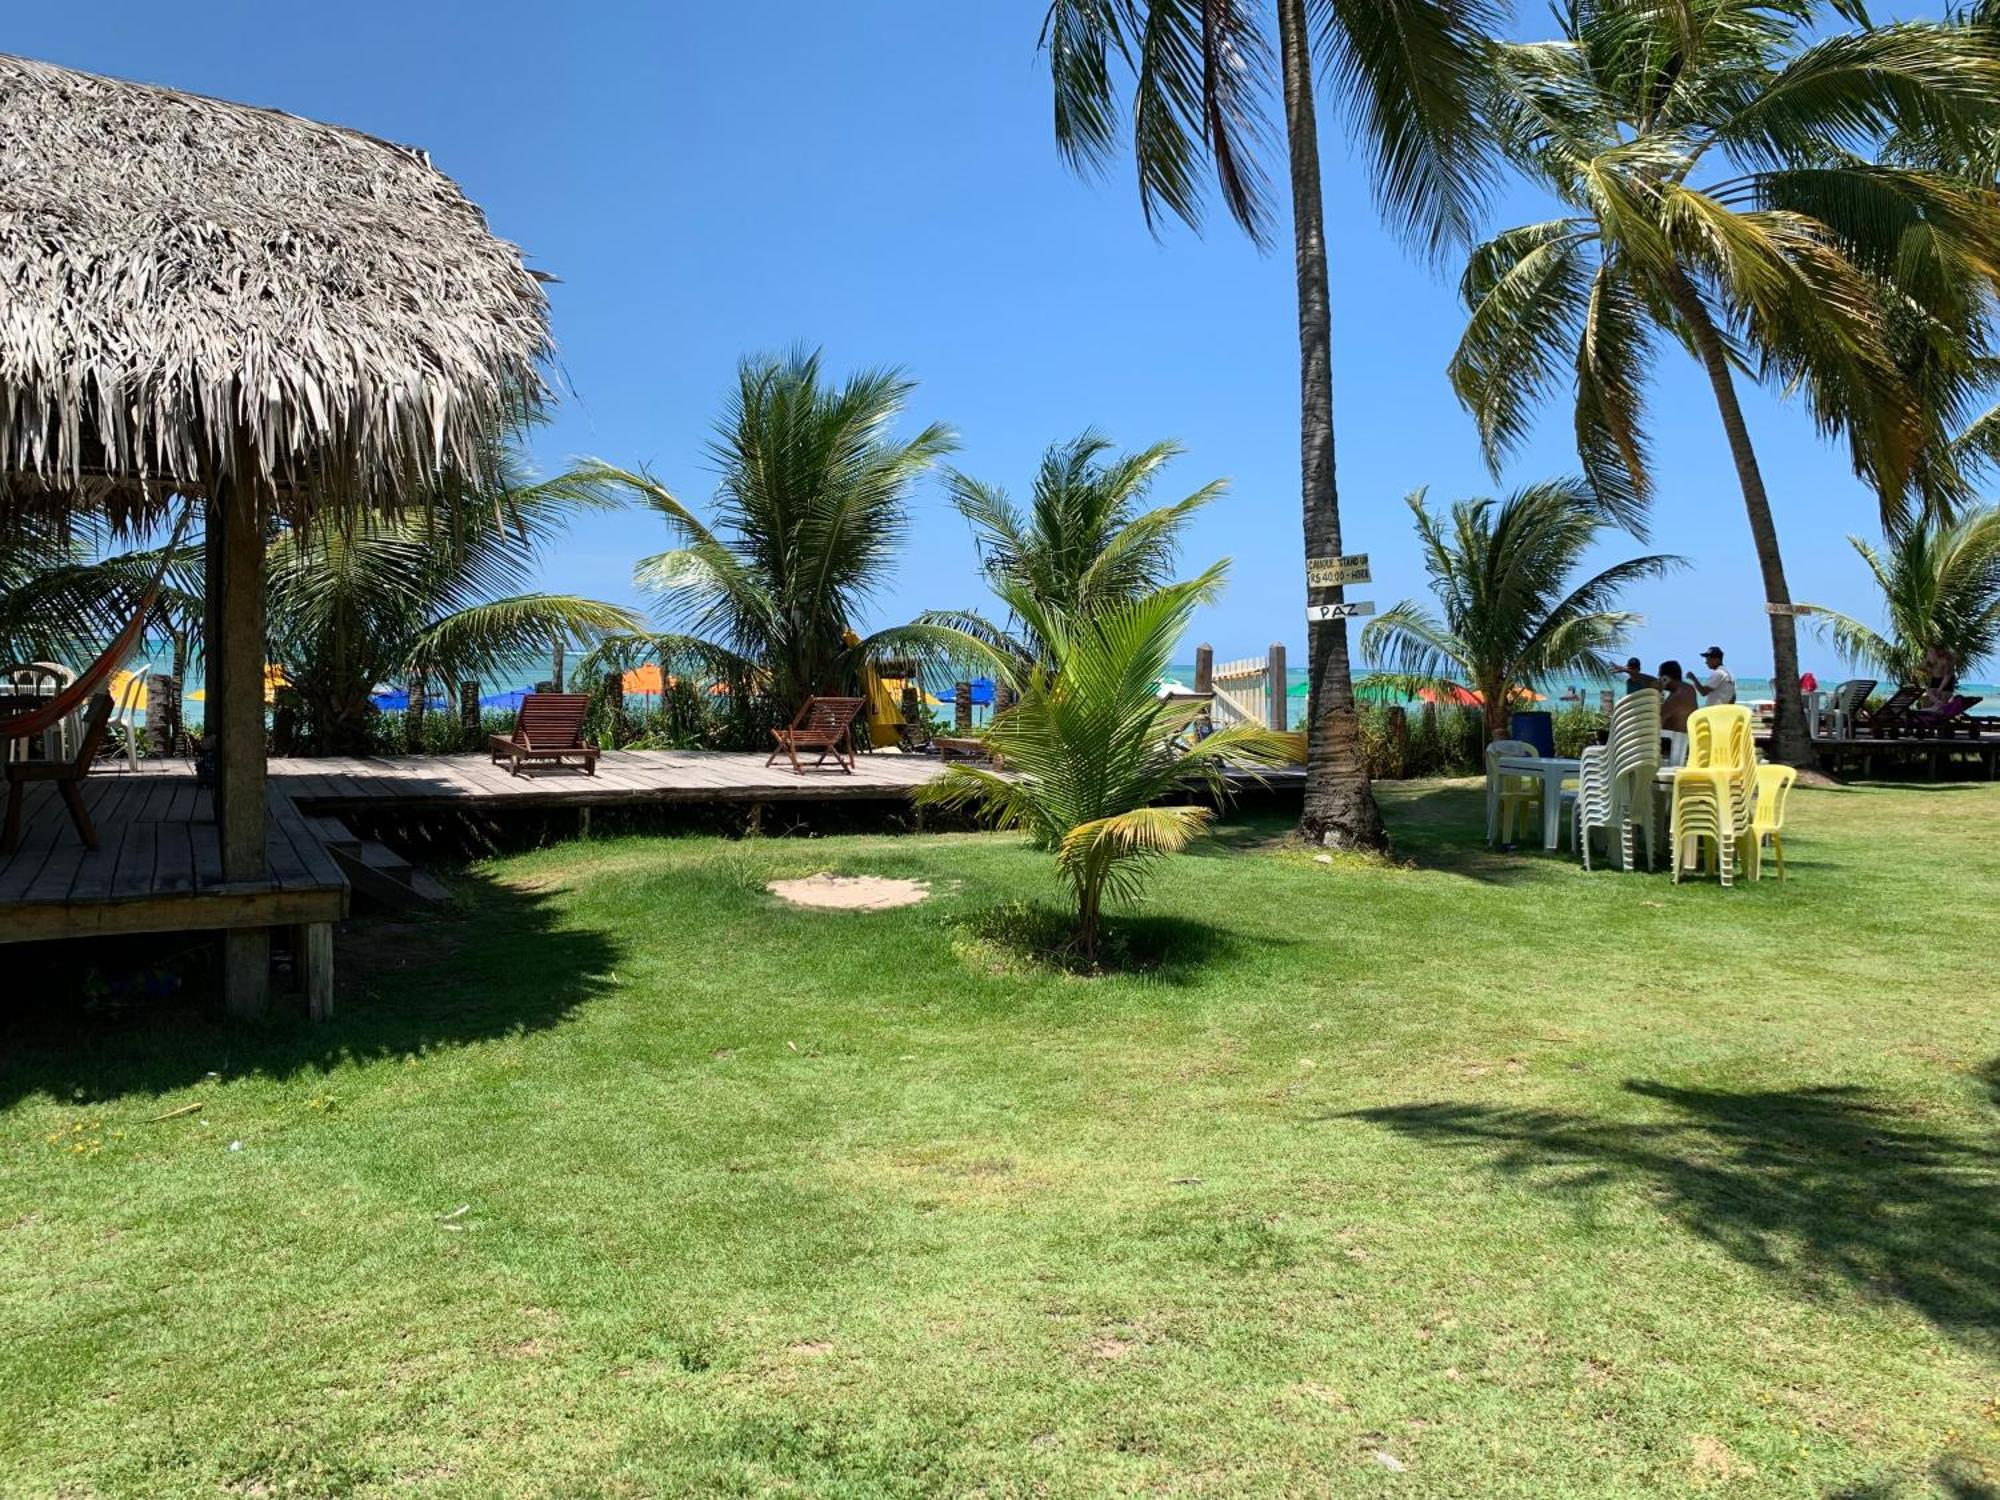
[4,780,1998,1497]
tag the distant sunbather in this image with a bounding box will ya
[1920,643,1959,710]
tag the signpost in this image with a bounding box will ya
[1306,553,1371,588]
[1764,602,1817,617]
[1306,601,1375,622]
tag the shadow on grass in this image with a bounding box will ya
[1827,1457,2000,1498]
[952,898,1265,983]
[0,871,619,1111]
[1372,780,1566,887]
[1345,1078,2000,1353]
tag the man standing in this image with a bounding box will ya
[1691,646,1737,706]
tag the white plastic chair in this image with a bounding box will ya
[106,665,149,770]
[1484,739,1542,846]
[4,662,76,762]
[1573,744,1616,868]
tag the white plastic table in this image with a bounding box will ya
[1489,754,1581,851]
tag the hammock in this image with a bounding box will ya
[0,505,195,744]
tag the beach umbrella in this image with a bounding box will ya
[621,663,665,695]
[370,687,449,712]
[479,688,531,710]
[189,663,286,704]
[109,668,148,711]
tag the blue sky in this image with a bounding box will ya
[13,1,1950,679]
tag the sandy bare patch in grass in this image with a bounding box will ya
[767,872,931,911]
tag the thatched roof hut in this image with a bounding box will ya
[0,52,552,522]
[0,53,556,1018]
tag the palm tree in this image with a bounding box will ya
[267,455,641,755]
[1451,0,2000,767]
[1801,507,2000,687]
[0,514,202,668]
[566,350,961,721]
[918,565,1293,959]
[1041,0,1502,849]
[1361,479,1681,740]
[924,430,1224,669]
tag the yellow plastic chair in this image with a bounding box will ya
[1749,763,1796,881]
[1673,706,1754,885]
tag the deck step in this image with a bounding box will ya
[327,840,448,912]
[304,815,362,851]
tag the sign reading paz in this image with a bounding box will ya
[1306,553,1371,588]
[1765,602,1817,616]
[1306,601,1375,622]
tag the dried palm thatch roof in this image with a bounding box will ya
[0,53,551,525]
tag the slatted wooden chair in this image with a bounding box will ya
[488,693,600,776]
[4,692,113,853]
[1857,683,1922,739]
[767,696,866,775]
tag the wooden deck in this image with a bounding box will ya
[0,774,348,943]
[0,748,1302,952]
[257,748,958,812]
[0,750,959,947]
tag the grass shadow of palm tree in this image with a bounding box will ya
[1374,779,1572,886]
[0,872,621,1111]
[1345,1078,2000,1352]
[951,898,1265,983]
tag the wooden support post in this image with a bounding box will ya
[207,461,270,1020]
[298,922,334,1022]
[460,680,480,740]
[578,805,592,840]
[551,639,565,693]
[405,674,425,751]
[746,801,765,837]
[1267,642,1287,732]
[1194,644,1214,737]
[954,682,972,732]
[150,674,182,757]
[1387,705,1409,778]
[604,670,625,749]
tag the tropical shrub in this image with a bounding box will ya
[1360,479,1678,741]
[1802,508,2000,685]
[918,568,1292,959]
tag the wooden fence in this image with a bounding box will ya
[1188,643,1289,732]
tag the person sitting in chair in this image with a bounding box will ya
[1658,661,1698,733]
[1920,643,1959,710]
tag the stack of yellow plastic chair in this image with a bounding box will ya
[1670,705,1754,885]
[1747,763,1797,881]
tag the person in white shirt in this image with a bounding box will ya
[1691,646,1736,705]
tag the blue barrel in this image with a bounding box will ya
[1509,709,1556,757]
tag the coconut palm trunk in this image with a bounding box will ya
[1665,277,1814,768]
[1278,0,1387,850]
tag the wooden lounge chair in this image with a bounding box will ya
[767,696,865,775]
[1856,683,1921,738]
[488,693,600,776]
[932,735,994,763]
[4,692,112,853]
